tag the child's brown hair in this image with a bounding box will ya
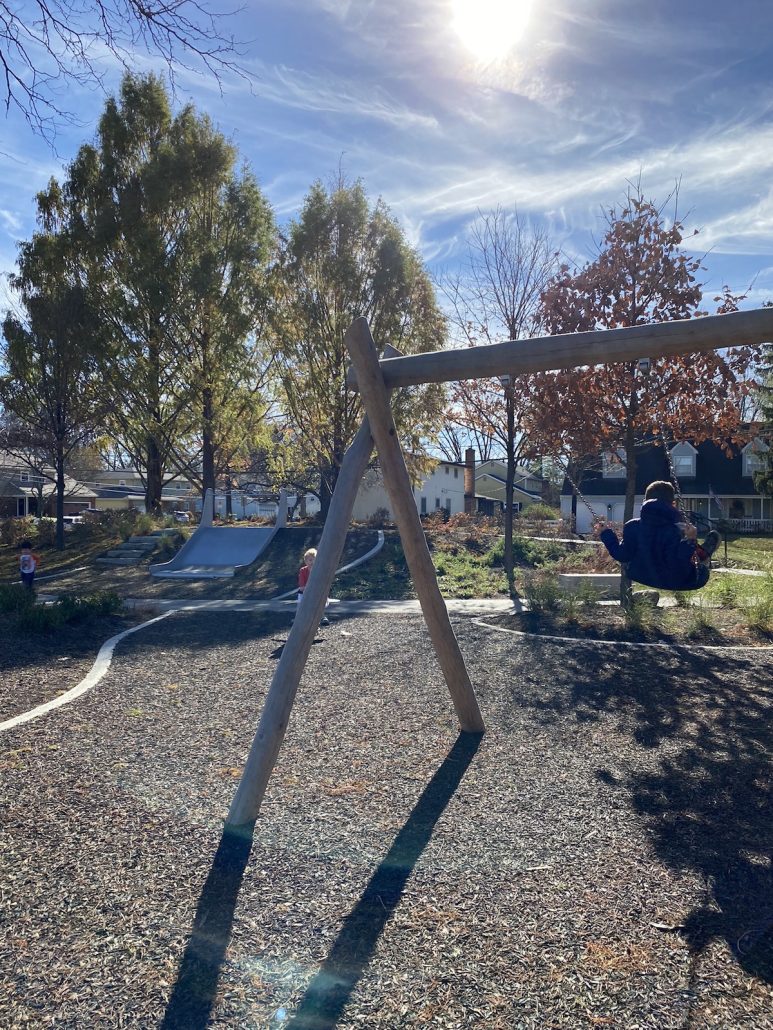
[644,480,675,504]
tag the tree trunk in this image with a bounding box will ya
[504,386,516,596]
[225,470,233,518]
[55,441,65,551]
[202,385,216,505]
[145,436,164,513]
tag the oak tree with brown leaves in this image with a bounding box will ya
[525,185,759,528]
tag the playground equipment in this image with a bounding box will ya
[226,307,773,827]
[149,489,287,579]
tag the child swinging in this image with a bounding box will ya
[599,481,720,591]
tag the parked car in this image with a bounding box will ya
[173,510,191,523]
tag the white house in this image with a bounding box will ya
[352,459,468,521]
[474,459,546,514]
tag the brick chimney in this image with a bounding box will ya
[464,448,475,514]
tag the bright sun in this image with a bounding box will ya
[451,0,533,62]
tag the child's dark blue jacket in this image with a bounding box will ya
[599,499,704,591]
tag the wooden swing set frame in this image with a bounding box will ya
[226,307,773,827]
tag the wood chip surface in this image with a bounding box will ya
[1,610,771,1028]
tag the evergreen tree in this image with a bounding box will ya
[1,192,104,548]
[271,177,447,518]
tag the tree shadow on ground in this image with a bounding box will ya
[285,732,483,1029]
[506,637,773,984]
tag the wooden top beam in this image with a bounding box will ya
[346,308,773,391]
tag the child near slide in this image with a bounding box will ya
[19,539,41,592]
[296,547,329,626]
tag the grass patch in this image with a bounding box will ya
[723,534,773,573]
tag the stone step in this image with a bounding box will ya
[106,548,147,559]
[96,557,141,566]
[150,528,178,536]
[127,536,160,547]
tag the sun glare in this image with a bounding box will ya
[452,0,533,62]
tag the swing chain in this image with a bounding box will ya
[636,356,686,514]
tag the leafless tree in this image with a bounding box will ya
[0,0,248,141]
[437,206,558,594]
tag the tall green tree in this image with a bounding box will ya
[169,115,276,500]
[58,73,275,511]
[272,177,447,518]
[1,195,104,548]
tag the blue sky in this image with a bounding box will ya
[2,0,773,312]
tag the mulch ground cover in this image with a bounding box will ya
[0,611,142,723]
[1,610,772,1028]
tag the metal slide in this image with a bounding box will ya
[149,489,287,579]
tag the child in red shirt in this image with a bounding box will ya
[19,539,41,591]
[296,547,329,625]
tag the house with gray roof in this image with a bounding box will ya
[562,438,771,534]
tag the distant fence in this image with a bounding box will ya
[722,518,773,534]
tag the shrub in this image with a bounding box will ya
[576,580,601,610]
[0,583,36,615]
[13,590,123,633]
[134,513,155,536]
[623,596,658,633]
[522,571,560,612]
[15,604,65,633]
[684,603,716,639]
[520,502,560,522]
[35,518,57,547]
[741,595,773,632]
[366,507,392,528]
[711,576,738,608]
[509,537,564,568]
[0,516,36,546]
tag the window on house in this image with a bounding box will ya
[119,479,126,487]
[420,496,427,514]
[743,443,768,477]
[673,455,695,477]
[445,466,449,474]
[20,471,29,482]
[454,468,459,478]
[435,497,441,508]
[445,498,451,512]
[670,444,696,478]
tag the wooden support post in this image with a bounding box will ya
[226,417,375,827]
[346,317,485,734]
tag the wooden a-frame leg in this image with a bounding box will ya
[226,416,375,827]
[346,317,485,734]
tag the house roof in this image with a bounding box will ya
[0,472,96,500]
[475,471,542,500]
[561,440,763,497]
